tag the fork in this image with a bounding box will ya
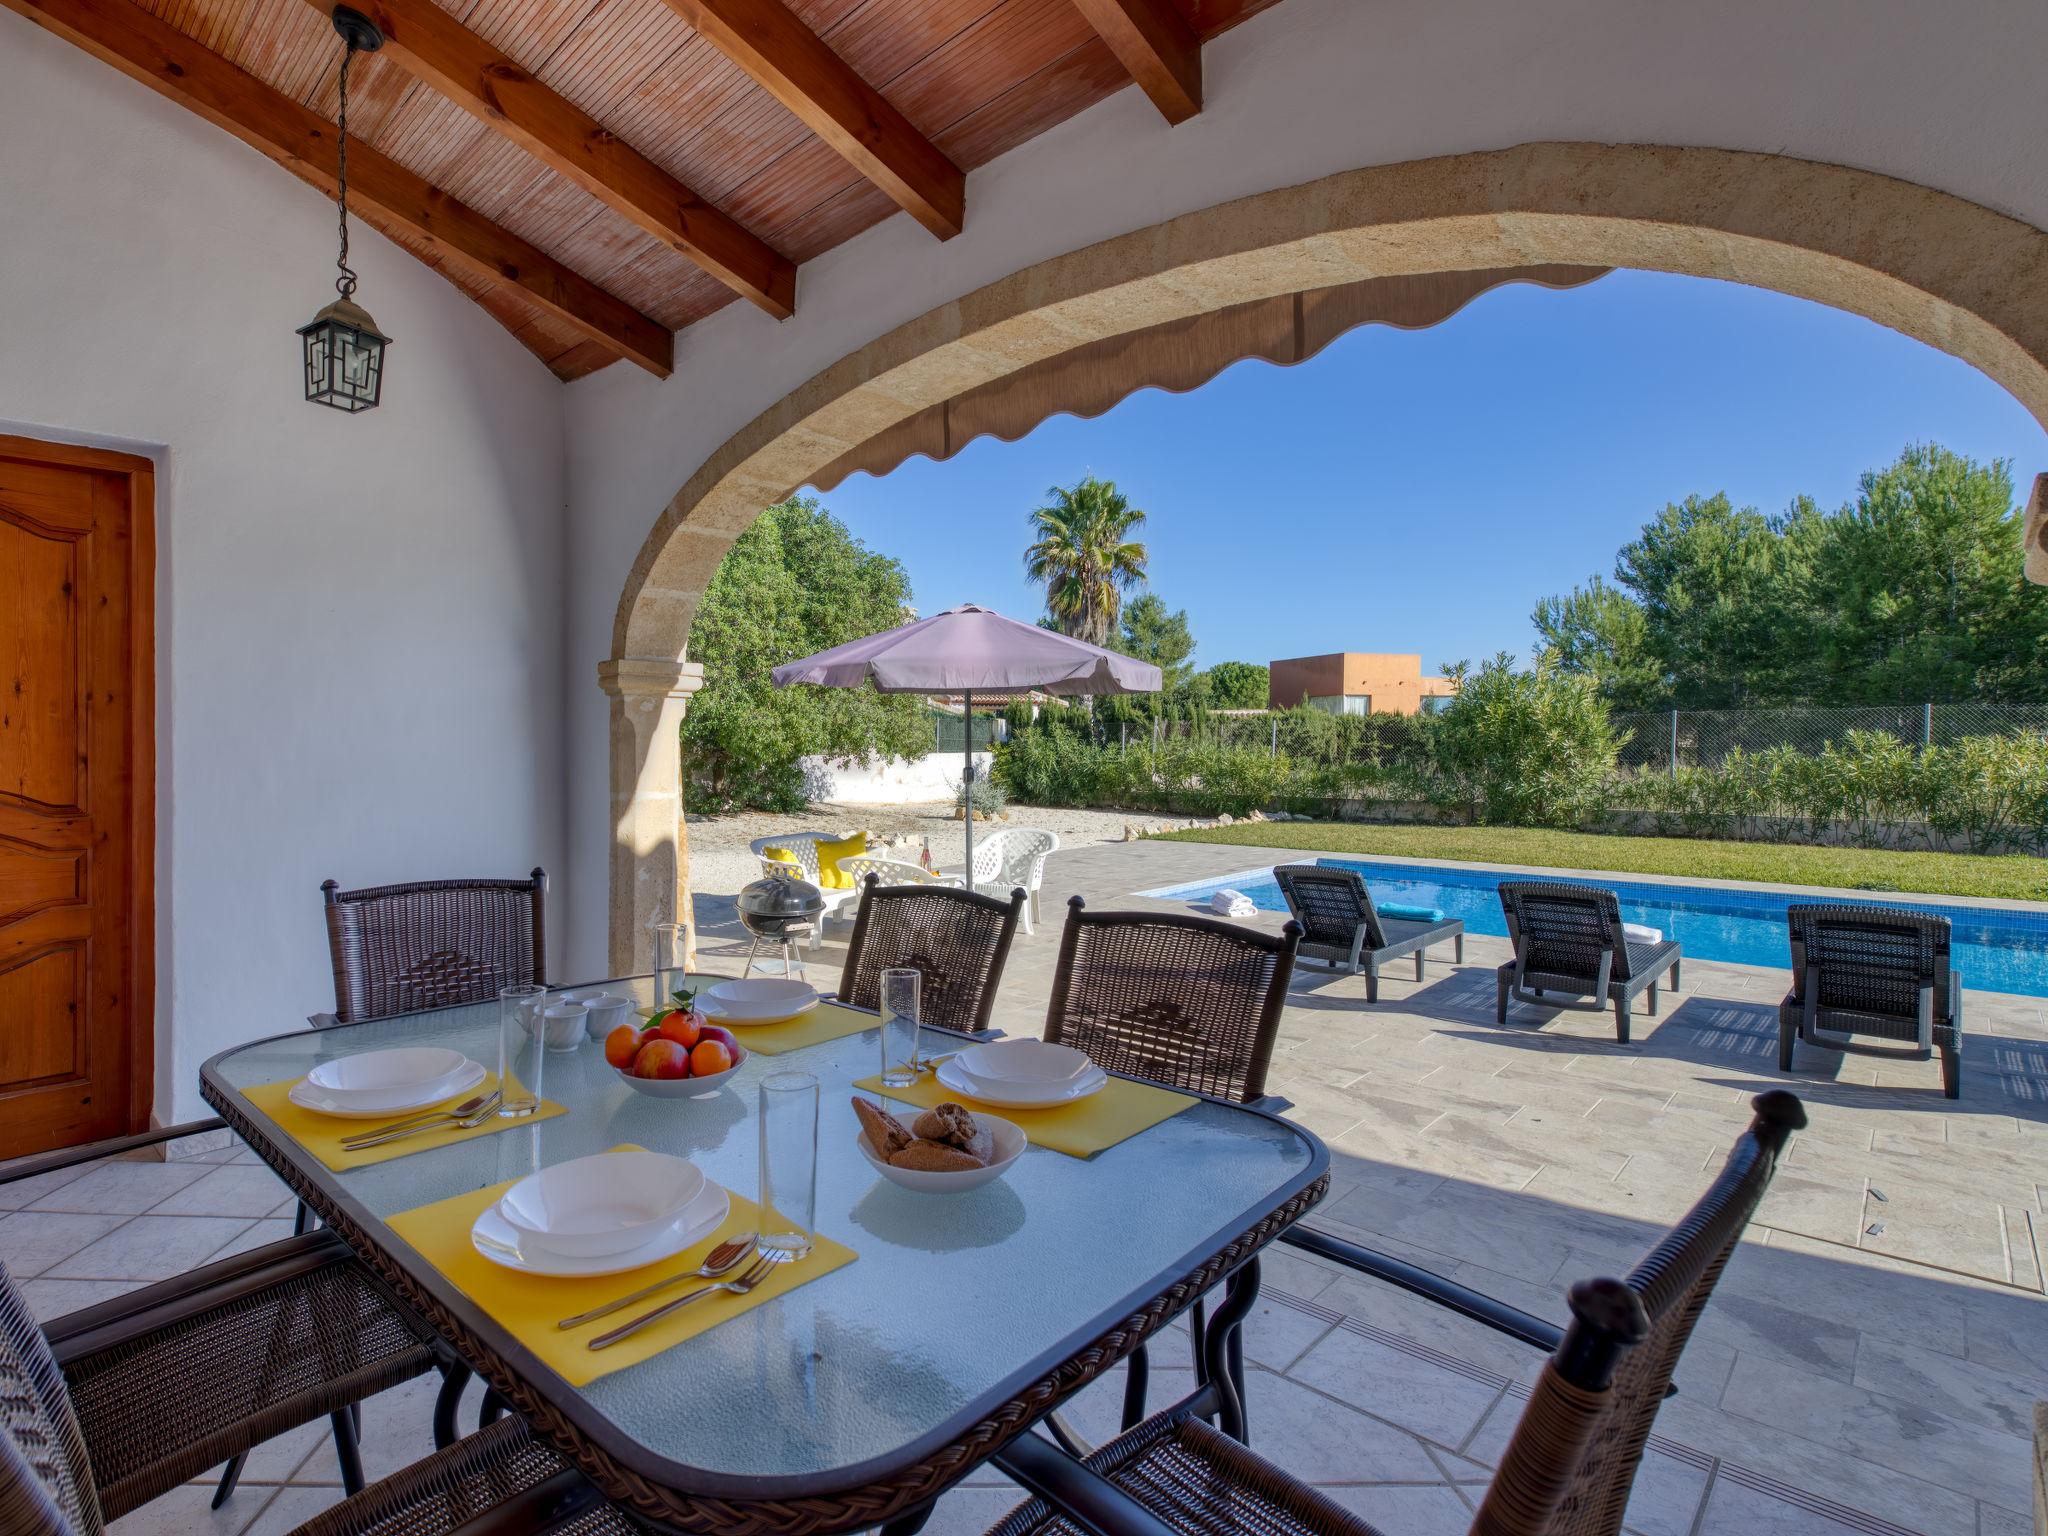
[587,1252,781,1351]
[343,1093,491,1144]
[342,1091,503,1149]
[556,1234,760,1330]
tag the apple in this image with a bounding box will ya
[631,1038,691,1080]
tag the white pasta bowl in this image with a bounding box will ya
[497,1150,704,1258]
[305,1047,470,1109]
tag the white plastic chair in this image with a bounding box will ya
[839,854,965,890]
[749,833,867,948]
[961,827,1059,934]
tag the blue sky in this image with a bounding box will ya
[808,271,2048,675]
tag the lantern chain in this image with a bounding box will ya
[335,39,358,300]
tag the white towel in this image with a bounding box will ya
[1209,889,1257,918]
[1623,922,1664,946]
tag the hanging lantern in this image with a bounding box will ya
[299,7,389,413]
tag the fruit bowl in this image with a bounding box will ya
[613,1038,748,1098]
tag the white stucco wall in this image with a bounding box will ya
[558,0,2048,977]
[0,18,571,1121]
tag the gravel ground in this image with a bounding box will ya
[685,801,1205,921]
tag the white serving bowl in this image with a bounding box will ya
[612,1038,748,1098]
[857,1114,1025,1194]
[577,993,636,1040]
[498,1150,704,1258]
[699,978,820,1022]
[305,1047,469,1107]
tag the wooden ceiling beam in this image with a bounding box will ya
[659,0,965,240]
[3,0,674,376]
[1069,0,1201,124]
[299,0,794,320]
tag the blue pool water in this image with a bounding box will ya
[1140,859,2048,998]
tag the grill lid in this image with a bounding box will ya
[739,874,824,928]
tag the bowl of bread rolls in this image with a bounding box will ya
[852,1097,1025,1193]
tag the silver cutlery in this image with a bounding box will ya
[555,1234,759,1329]
[587,1252,781,1351]
[342,1091,503,1149]
[344,1093,490,1143]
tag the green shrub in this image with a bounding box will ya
[1920,731,2048,854]
[1424,655,1623,827]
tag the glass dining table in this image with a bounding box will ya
[200,976,1329,1534]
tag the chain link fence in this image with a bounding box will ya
[932,711,1002,752]
[1612,702,2048,772]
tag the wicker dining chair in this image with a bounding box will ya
[1496,882,1682,1044]
[0,1125,445,1526]
[838,875,1026,1034]
[1043,896,1302,1105]
[1778,904,1963,1098]
[318,869,547,1026]
[0,1256,634,1536]
[982,1090,1808,1536]
[1041,896,1301,1440]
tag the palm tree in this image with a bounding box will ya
[1024,477,1149,645]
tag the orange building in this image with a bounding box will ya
[1267,653,1458,716]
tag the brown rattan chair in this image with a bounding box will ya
[837,874,1025,1035]
[318,869,547,1026]
[1778,904,1962,1098]
[1042,896,1302,1440]
[1273,864,1464,1001]
[1042,896,1302,1105]
[982,1091,1808,1536]
[0,1126,444,1525]
[1496,882,1681,1043]
[0,1254,631,1536]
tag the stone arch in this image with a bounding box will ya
[602,140,2048,967]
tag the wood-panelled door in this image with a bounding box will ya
[0,436,154,1158]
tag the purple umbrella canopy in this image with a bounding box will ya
[772,604,1160,890]
[770,603,1162,695]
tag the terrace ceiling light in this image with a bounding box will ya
[297,7,390,413]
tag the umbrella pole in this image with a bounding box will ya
[962,688,975,892]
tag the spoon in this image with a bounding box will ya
[555,1235,760,1328]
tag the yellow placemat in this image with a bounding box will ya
[242,1072,565,1172]
[642,995,881,1056]
[387,1155,856,1388]
[853,1072,1196,1159]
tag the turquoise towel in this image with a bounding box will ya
[1380,901,1446,923]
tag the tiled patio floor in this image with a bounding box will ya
[5,836,2043,1535]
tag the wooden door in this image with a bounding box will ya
[0,436,154,1158]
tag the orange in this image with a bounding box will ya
[603,1023,642,1070]
[689,1040,733,1077]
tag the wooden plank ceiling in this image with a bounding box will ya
[5,0,1285,379]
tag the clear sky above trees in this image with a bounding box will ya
[812,271,2048,675]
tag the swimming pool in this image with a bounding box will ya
[1138,858,2048,998]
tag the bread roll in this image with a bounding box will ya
[912,1102,978,1148]
[888,1139,986,1172]
[852,1097,913,1157]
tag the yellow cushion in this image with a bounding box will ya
[815,831,868,888]
[763,846,799,875]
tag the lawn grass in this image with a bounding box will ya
[1146,821,2048,902]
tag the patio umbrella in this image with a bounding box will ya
[771,603,1161,889]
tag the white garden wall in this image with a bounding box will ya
[559,0,2048,978]
[0,19,571,1122]
[801,752,994,805]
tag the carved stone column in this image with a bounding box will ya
[599,658,705,977]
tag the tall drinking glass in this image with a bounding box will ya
[878,968,922,1087]
[758,1071,819,1262]
[497,984,548,1117]
[653,922,689,1011]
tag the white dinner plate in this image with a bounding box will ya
[306,1046,470,1108]
[470,1180,730,1278]
[288,1059,487,1119]
[936,1056,1107,1108]
[498,1150,705,1259]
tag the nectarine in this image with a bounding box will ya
[632,1038,691,1080]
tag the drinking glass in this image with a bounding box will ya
[757,1070,819,1261]
[652,921,689,1010]
[878,968,922,1088]
[497,984,548,1117]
